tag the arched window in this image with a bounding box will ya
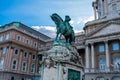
[24,51,28,58]
[16,35,21,41]
[14,49,19,55]
[25,39,30,44]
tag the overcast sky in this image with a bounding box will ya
[0,0,95,38]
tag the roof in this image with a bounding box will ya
[0,21,51,40]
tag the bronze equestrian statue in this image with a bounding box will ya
[51,13,75,44]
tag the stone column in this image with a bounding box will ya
[105,41,110,71]
[91,43,95,72]
[85,43,90,72]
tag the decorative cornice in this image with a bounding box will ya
[84,17,120,30]
[86,33,120,44]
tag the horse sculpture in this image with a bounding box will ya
[51,13,75,44]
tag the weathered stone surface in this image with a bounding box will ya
[41,43,83,80]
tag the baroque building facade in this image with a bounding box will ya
[0,22,51,80]
[84,0,120,80]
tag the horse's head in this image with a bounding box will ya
[51,13,63,26]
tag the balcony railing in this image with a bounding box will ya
[85,68,120,73]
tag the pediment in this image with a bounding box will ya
[91,24,120,37]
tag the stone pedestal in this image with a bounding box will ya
[40,43,83,80]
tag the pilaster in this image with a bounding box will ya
[104,40,110,71]
[91,43,95,72]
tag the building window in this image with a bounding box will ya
[32,55,36,60]
[99,58,106,71]
[21,78,24,80]
[3,47,7,54]
[34,42,37,48]
[99,45,105,53]
[112,42,119,51]
[0,36,3,42]
[31,64,35,73]
[16,35,21,41]
[113,57,120,71]
[0,57,4,69]
[12,59,17,70]
[22,62,27,72]
[24,52,28,58]
[112,4,117,12]
[25,39,30,44]
[14,49,19,55]
[11,76,14,80]
[5,34,10,40]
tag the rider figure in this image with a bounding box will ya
[64,15,73,31]
[64,15,75,43]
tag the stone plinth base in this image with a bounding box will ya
[42,62,83,80]
[41,43,83,80]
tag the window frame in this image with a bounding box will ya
[30,64,35,73]
[3,47,7,54]
[22,62,27,72]
[32,54,36,60]
[34,42,38,48]
[23,51,29,58]
[113,57,120,70]
[5,34,10,40]
[14,48,19,55]
[112,42,119,51]
[99,58,106,71]
[16,35,21,41]
[25,39,30,45]
[0,57,4,69]
[98,45,105,53]
[0,36,3,42]
[12,59,18,70]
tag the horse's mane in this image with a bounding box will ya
[51,13,63,22]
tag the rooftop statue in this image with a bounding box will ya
[51,13,75,45]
